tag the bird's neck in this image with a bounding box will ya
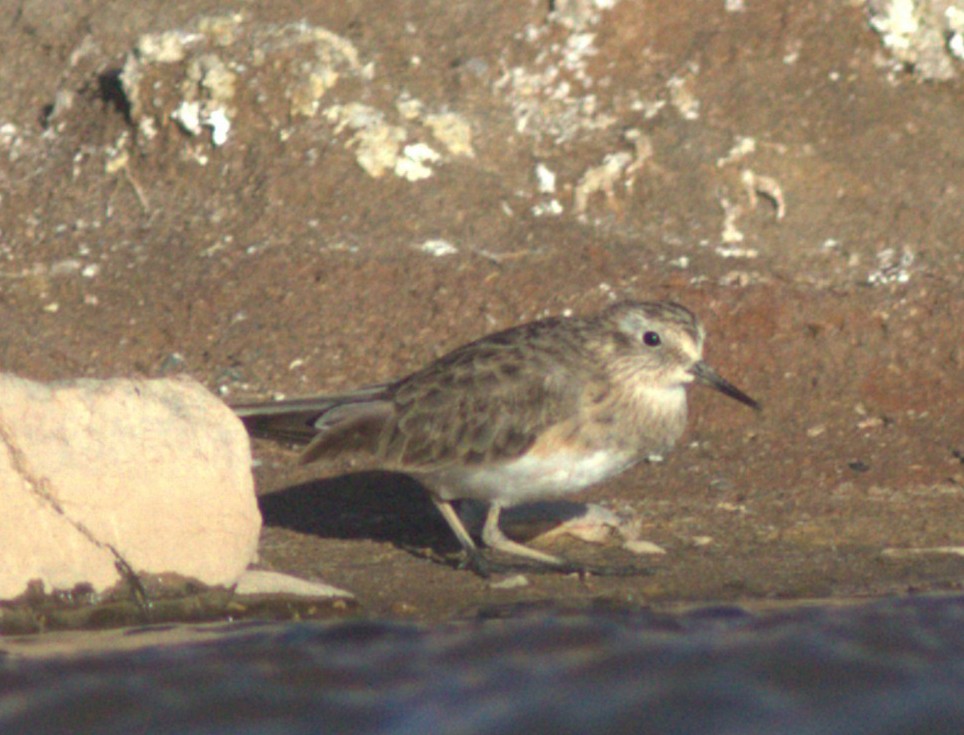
[611,380,689,455]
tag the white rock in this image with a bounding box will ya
[488,574,530,590]
[623,539,667,555]
[0,374,260,601]
[234,570,352,599]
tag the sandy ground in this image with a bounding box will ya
[1,0,961,621]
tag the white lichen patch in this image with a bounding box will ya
[535,163,557,193]
[325,102,384,134]
[325,103,407,178]
[121,15,366,148]
[717,136,757,167]
[394,142,441,181]
[494,8,619,143]
[715,137,787,244]
[197,13,246,47]
[715,245,760,259]
[353,125,407,179]
[949,6,964,58]
[720,196,745,244]
[288,64,339,117]
[172,101,203,136]
[667,67,701,120]
[574,151,632,213]
[423,112,474,157]
[551,0,621,31]
[205,108,231,146]
[136,30,199,64]
[742,169,786,220]
[868,0,963,80]
[395,93,425,120]
[531,199,564,217]
[868,247,915,285]
[870,0,922,53]
[417,239,458,257]
[171,101,231,146]
[185,53,237,105]
[320,95,472,179]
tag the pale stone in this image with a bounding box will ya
[623,539,668,555]
[234,570,353,599]
[0,374,260,600]
[488,574,530,589]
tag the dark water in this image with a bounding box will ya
[1,594,962,735]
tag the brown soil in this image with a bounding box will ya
[1,0,961,622]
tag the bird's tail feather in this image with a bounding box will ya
[231,384,393,456]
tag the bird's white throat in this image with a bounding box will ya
[629,383,688,418]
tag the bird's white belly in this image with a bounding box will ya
[430,449,639,505]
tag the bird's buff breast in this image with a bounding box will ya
[421,383,688,504]
[426,448,640,505]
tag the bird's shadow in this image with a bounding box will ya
[257,471,460,554]
[257,471,594,557]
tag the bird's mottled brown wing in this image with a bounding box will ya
[375,318,595,470]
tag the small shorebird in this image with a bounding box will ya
[234,301,759,575]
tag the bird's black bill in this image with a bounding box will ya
[690,361,761,411]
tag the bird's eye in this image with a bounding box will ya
[643,331,661,347]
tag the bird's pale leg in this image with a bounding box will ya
[434,497,647,578]
[482,502,566,566]
[430,497,488,571]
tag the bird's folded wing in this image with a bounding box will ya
[377,345,588,470]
